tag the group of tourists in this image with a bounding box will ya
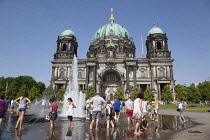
[0,91,188,139]
[84,92,160,135]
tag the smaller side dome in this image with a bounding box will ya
[148,23,164,36]
[60,29,75,37]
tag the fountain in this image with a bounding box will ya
[60,55,86,118]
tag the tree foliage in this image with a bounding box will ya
[114,86,125,101]
[175,84,188,100]
[197,82,210,101]
[144,86,154,102]
[130,87,140,101]
[43,86,54,99]
[0,76,46,100]
[187,83,201,101]
[85,86,96,99]
[161,85,173,103]
[56,87,65,101]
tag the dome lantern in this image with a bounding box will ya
[148,22,164,36]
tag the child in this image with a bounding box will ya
[66,98,76,127]
[106,100,114,129]
[147,102,153,119]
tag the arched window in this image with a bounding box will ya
[78,72,82,79]
[157,42,162,49]
[141,71,145,77]
[129,72,133,78]
[89,72,93,79]
[60,70,65,78]
[62,44,67,51]
[159,70,164,77]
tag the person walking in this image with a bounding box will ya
[86,97,92,120]
[125,97,133,123]
[132,92,144,135]
[66,98,76,127]
[89,93,106,130]
[41,98,46,110]
[48,98,58,129]
[14,92,31,129]
[10,99,15,114]
[0,95,6,126]
[176,98,186,123]
[113,97,122,123]
[106,100,114,129]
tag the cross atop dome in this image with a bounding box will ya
[109,8,115,24]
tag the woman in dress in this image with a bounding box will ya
[132,92,144,135]
[14,92,31,129]
[66,98,76,127]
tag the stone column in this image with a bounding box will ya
[126,66,129,90]
[93,66,96,89]
[56,67,58,77]
[85,66,89,90]
[96,81,101,94]
[133,66,137,87]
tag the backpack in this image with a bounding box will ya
[107,105,115,116]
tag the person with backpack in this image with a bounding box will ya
[106,100,114,129]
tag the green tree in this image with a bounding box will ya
[175,84,188,100]
[197,81,210,101]
[130,87,140,101]
[144,86,154,102]
[114,86,125,101]
[43,86,54,98]
[161,86,173,103]
[36,82,46,96]
[188,83,201,101]
[85,87,96,99]
[15,76,37,90]
[18,85,28,97]
[56,87,65,101]
[6,84,18,99]
[28,86,39,100]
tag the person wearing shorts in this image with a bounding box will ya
[14,92,31,129]
[125,97,133,123]
[66,98,76,127]
[48,98,58,129]
[89,93,106,130]
[114,97,122,123]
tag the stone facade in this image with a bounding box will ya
[50,12,175,101]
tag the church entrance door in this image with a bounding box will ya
[101,71,121,100]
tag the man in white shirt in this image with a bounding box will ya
[89,93,106,130]
[125,97,133,123]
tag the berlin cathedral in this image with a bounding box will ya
[50,9,175,101]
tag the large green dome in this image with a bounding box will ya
[148,27,164,35]
[60,29,75,37]
[91,22,133,44]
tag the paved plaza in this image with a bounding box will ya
[0,108,209,139]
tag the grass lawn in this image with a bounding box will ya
[158,104,210,109]
[185,110,209,112]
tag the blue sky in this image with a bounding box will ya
[0,0,210,87]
